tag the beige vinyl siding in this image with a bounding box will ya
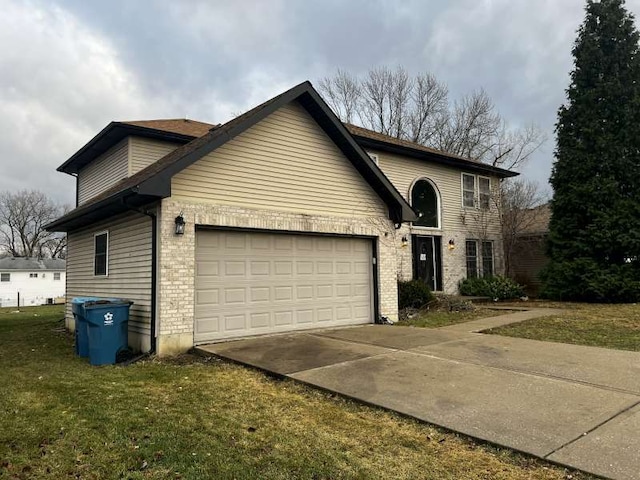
[129,137,180,175]
[172,101,387,218]
[65,211,153,345]
[77,138,129,205]
[376,151,501,235]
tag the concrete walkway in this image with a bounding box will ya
[198,309,640,480]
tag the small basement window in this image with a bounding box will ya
[94,231,109,276]
[0,273,9,282]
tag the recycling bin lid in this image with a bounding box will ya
[71,296,104,304]
[83,298,133,308]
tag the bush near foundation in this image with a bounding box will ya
[459,276,525,300]
[398,280,435,309]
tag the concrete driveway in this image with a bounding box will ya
[198,309,640,480]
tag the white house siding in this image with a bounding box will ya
[129,137,179,175]
[77,138,129,205]
[0,271,65,307]
[65,211,154,352]
[373,150,504,294]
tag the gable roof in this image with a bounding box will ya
[345,124,518,179]
[121,119,217,138]
[47,81,418,232]
[57,120,217,175]
[0,257,65,271]
[518,204,551,236]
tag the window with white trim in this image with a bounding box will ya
[94,232,109,276]
[462,173,492,210]
[53,272,61,281]
[0,273,9,282]
[479,177,491,210]
[465,239,494,278]
[29,273,38,278]
[462,174,476,208]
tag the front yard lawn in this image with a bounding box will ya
[396,307,495,328]
[487,302,640,351]
[0,306,591,479]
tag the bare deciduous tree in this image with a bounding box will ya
[0,190,68,259]
[319,66,545,171]
[500,179,548,277]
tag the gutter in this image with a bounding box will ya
[122,197,158,356]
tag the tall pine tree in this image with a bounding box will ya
[543,0,640,301]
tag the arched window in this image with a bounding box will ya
[411,179,440,228]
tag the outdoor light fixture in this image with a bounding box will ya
[401,235,408,247]
[448,239,455,250]
[174,212,186,235]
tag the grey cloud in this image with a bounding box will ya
[4,0,640,204]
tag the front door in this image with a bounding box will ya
[412,235,442,291]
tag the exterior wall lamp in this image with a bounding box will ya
[401,235,408,247]
[174,212,186,235]
[448,239,455,250]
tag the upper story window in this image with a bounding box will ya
[411,179,440,228]
[53,272,61,281]
[462,173,492,210]
[29,273,38,278]
[479,177,491,209]
[462,174,476,208]
[94,231,109,276]
[0,273,9,282]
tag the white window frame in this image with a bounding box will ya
[461,173,476,208]
[93,231,109,277]
[29,273,38,278]
[0,273,9,282]
[478,176,491,210]
[466,239,495,278]
[409,177,442,230]
[461,173,493,210]
[53,272,61,281]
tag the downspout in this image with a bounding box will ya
[122,197,158,356]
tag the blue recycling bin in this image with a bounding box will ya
[71,297,99,358]
[83,299,133,366]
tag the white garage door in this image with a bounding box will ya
[194,229,374,343]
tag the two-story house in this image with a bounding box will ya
[46,81,516,355]
[0,257,66,307]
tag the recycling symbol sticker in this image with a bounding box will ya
[104,312,114,326]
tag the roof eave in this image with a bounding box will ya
[57,123,197,175]
[45,189,163,233]
[354,136,519,179]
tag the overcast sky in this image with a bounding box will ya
[3,0,640,206]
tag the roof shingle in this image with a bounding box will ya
[121,119,217,138]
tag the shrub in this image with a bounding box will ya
[458,275,525,300]
[398,280,435,309]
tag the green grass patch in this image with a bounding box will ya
[396,308,496,328]
[0,305,592,479]
[487,303,640,351]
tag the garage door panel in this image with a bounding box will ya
[195,230,374,343]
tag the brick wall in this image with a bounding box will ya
[156,199,400,355]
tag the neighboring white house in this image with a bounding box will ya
[0,257,66,307]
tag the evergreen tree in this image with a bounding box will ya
[543,0,640,302]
